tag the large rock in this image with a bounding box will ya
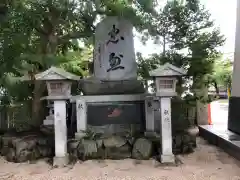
[102,136,131,159]
[14,137,38,156]
[172,133,196,154]
[88,124,141,137]
[38,146,52,157]
[132,138,153,160]
[68,139,81,160]
[77,139,100,160]
[103,136,127,148]
[40,125,54,136]
[105,143,131,159]
[2,135,14,147]
[6,148,15,162]
[1,131,54,163]
[16,147,41,163]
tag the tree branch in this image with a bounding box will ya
[58,30,91,44]
[34,27,48,36]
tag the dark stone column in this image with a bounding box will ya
[228,0,240,134]
[228,97,240,134]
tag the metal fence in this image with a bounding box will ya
[0,105,31,131]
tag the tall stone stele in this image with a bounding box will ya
[35,67,80,167]
[80,16,144,95]
[149,63,186,164]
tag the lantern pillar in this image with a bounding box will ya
[149,63,186,164]
[53,100,68,167]
[159,97,175,163]
[34,67,80,167]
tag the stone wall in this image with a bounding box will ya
[68,127,196,162]
[0,127,54,163]
[0,99,197,164]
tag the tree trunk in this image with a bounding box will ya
[176,77,184,96]
[30,7,59,128]
[193,77,209,125]
[163,35,166,57]
[213,81,219,95]
[144,80,148,92]
[196,98,208,125]
[31,81,46,127]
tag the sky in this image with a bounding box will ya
[134,0,237,59]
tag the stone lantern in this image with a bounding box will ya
[150,63,185,97]
[35,67,80,167]
[149,63,186,163]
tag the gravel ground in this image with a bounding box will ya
[0,138,240,180]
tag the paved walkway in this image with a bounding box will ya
[0,138,240,180]
[211,100,229,125]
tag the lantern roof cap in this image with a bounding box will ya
[35,66,80,81]
[149,63,186,77]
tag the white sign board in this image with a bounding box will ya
[93,16,137,81]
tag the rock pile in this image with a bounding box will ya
[68,135,154,161]
[172,132,197,154]
[0,130,54,163]
[68,132,196,162]
[0,128,197,163]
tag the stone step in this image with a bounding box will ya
[199,125,240,161]
[46,115,54,120]
[43,119,54,126]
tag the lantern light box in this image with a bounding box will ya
[35,66,80,97]
[149,63,186,97]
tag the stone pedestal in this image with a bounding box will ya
[145,96,155,132]
[79,78,144,95]
[71,94,146,138]
[160,154,175,163]
[53,100,69,166]
[160,97,175,163]
[53,155,69,168]
[144,96,160,137]
[43,102,54,126]
[76,98,87,133]
[43,115,54,126]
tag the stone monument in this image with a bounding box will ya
[80,16,144,95]
[73,16,146,138]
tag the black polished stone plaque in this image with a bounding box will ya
[87,101,145,127]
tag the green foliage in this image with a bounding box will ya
[137,0,225,102]
[136,52,159,79]
[60,47,93,77]
[0,0,158,108]
[210,57,232,92]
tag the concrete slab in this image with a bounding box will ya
[199,125,240,161]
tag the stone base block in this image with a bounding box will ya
[43,119,54,126]
[79,78,145,95]
[75,132,86,140]
[53,155,69,168]
[160,154,175,164]
[144,131,158,138]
